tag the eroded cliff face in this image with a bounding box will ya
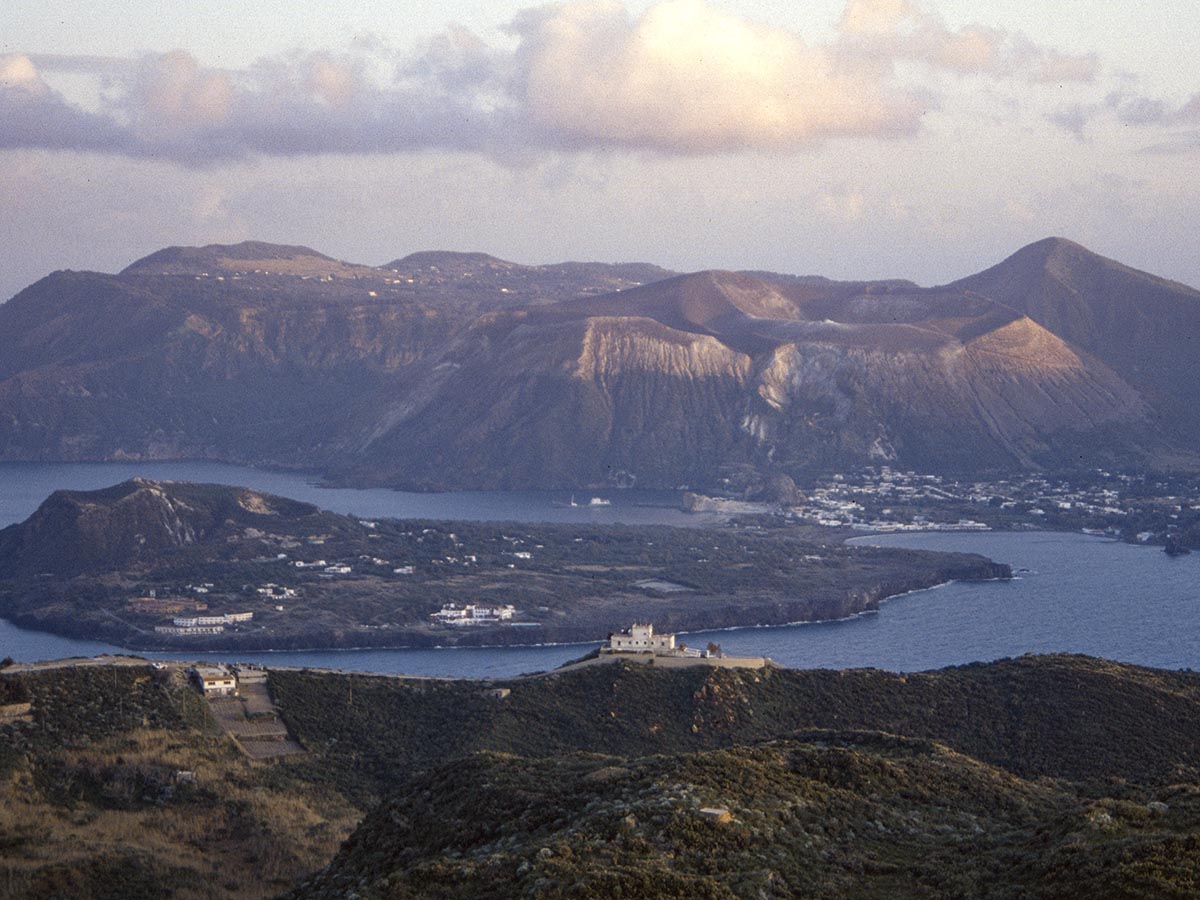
[345,315,757,489]
[745,315,1148,472]
[573,316,751,382]
[341,280,1156,488]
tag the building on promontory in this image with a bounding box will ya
[188,665,237,696]
[607,623,688,655]
[559,623,770,671]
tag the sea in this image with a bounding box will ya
[0,462,1197,677]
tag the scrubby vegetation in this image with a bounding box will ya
[269,655,1200,806]
[6,655,1200,898]
[0,665,359,900]
[290,738,1200,900]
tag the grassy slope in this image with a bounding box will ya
[0,666,359,900]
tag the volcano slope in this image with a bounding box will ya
[344,260,1165,488]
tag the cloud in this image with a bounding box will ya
[0,55,45,92]
[1047,89,1200,143]
[1142,130,1200,154]
[506,0,923,152]
[837,0,1098,82]
[0,0,1102,164]
[1046,103,1092,140]
[0,54,138,154]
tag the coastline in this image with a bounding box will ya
[0,561,1005,658]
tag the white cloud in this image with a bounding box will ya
[506,0,922,152]
[124,51,234,132]
[838,0,1098,82]
[0,55,46,93]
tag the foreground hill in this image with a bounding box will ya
[5,655,1200,899]
[0,238,1195,487]
[0,479,1006,650]
[269,655,1200,798]
[293,739,1200,900]
[271,655,1200,899]
[0,662,359,900]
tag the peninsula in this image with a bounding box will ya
[0,479,1008,651]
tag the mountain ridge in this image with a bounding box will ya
[0,236,1195,487]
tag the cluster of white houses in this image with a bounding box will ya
[154,611,253,636]
[430,603,516,626]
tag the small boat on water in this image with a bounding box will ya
[552,495,612,508]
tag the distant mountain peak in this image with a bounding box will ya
[975,236,1181,289]
[1024,235,1088,255]
[958,236,1199,298]
[384,251,514,271]
[122,241,336,275]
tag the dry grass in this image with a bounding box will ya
[0,729,360,900]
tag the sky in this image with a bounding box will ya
[2,0,1199,300]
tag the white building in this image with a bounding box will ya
[608,623,677,654]
[187,665,237,695]
[430,603,516,626]
[171,612,253,628]
[155,624,225,636]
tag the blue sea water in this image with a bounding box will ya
[0,463,1196,676]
